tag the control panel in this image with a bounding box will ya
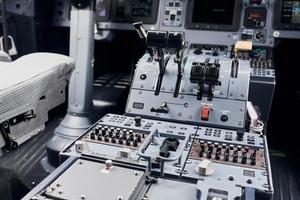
[23,27,274,200]
[232,46,275,123]
[25,114,273,200]
[162,0,185,27]
[110,0,159,24]
[244,7,267,29]
[51,0,300,41]
[126,53,250,129]
[233,46,275,79]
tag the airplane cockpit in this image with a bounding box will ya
[0,0,299,199]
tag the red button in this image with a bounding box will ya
[201,105,209,121]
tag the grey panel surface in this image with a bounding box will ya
[23,113,274,200]
[196,127,264,148]
[45,159,145,200]
[183,159,271,193]
[146,178,197,200]
[61,114,198,177]
[126,53,249,129]
[126,90,247,129]
[131,54,250,100]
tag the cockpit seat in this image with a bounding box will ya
[0,52,75,155]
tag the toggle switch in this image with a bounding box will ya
[201,105,210,121]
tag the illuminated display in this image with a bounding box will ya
[281,0,300,24]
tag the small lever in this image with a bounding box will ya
[168,32,187,98]
[154,49,167,96]
[133,22,154,57]
[159,138,180,158]
[231,41,253,78]
[151,102,169,113]
[190,58,221,101]
[133,22,186,97]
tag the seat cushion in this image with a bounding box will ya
[0,53,75,123]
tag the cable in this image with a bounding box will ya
[250,119,264,135]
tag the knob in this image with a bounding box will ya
[251,157,256,165]
[236,131,244,141]
[198,150,204,158]
[97,135,102,141]
[241,151,247,164]
[119,138,123,144]
[224,153,229,161]
[111,136,116,143]
[195,159,214,176]
[137,134,142,142]
[90,131,95,140]
[233,154,238,163]
[105,160,113,169]
[220,114,228,122]
[134,116,142,127]
[133,139,138,147]
[215,151,221,160]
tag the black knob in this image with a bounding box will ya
[220,114,228,122]
[133,139,138,147]
[215,151,221,160]
[101,129,106,136]
[97,135,102,141]
[242,152,247,164]
[134,116,142,127]
[90,131,95,140]
[198,150,204,158]
[224,153,229,161]
[137,134,142,142]
[233,155,238,163]
[207,150,212,159]
[119,138,123,144]
[251,157,256,165]
[109,132,113,137]
[129,134,134,141]
[236,131,244,141]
